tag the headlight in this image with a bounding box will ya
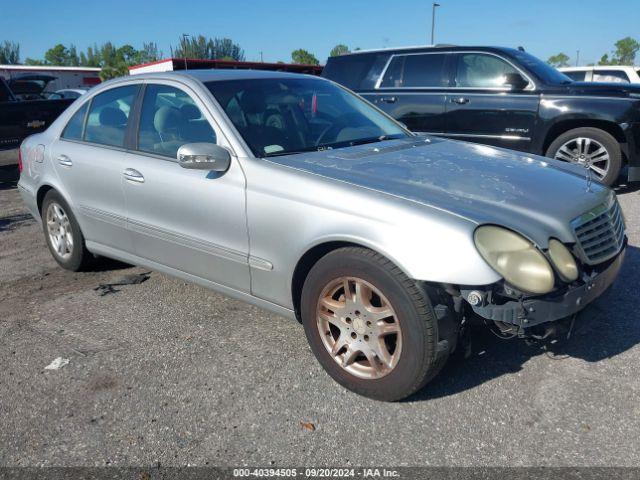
[474,226,555,294]
[547,239,579,282]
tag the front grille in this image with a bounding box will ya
[572,198,625,265]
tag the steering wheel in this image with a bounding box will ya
[315,112,363,147]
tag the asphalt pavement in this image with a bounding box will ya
[1,166,639,467]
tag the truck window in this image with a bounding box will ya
[380,54,446,88]
[592,70,630,83]
[455,53,519,88]
[563,71,587,82]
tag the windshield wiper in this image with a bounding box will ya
[348,134,403,147]
[263,146,325,157]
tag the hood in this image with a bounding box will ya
[566,81,640,98]
[267,136,612,246]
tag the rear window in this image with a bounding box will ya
[592,70,630,83]
[84,85,138,148]
[380,54,447,88]
[322,53,389,90]
[61,103,89,141]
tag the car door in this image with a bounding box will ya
[444,52,540,152]
[122,81,250,292]
[48,84,139,252]
[363,52,449,133]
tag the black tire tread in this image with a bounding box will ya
[41,190,93,272]
[303,246,447,401]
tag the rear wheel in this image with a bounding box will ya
[546,127,622,186]
[41,190,93,271]
[300,247,448,401]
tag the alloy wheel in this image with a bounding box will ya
[46,202,74,261]
[316,276,402,379]
[553,137,610,180]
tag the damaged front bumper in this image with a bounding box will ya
[461,246,626,328]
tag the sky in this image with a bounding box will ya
[1,0,639,66]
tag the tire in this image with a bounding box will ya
[300,247,448,401]
[41,190,93,271]
[546,127,622,186]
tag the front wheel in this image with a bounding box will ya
[546,127,622,186]
[300,247,447,401]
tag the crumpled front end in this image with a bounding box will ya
[459,194,627,329]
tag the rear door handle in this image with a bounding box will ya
[451,97,470,105]
[379,96,397,104]
[123,168,145,183]
[57,155,72,167]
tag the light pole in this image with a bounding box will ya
[431,3,440,45]
[576,49,580,66]
[182,33,190,70]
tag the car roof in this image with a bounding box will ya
[132,69,317,83]
[333,45,522,57]
[560,66,637,71]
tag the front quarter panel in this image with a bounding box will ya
[243,158,500,310]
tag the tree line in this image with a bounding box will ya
[547,37,639,68]
[0,36,358,80]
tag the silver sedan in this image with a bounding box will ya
[18,70,626,401]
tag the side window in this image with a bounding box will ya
[138,84,217,158]
[61,102,89,141]
[592,70,630,83]
[563,71,587,82]
[380,54,446,88]
[455,53,520,88]
[84,85,137,147]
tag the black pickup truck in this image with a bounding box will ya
[323,46,640,186]
[0,74,74,166]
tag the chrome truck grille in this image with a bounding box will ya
[571,197,625,265]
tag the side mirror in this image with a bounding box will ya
[503,72,529,91]
[177,143,231,172]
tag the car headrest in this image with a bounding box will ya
[99,107,127,127]
[154,106,184,134]
[180,104,201,120]
[239,89,266,115]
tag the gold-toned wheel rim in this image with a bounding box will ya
[316,276,402,379]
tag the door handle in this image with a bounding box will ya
[57,155,72,167]
[379,96,397,104]
[451,97,470,105]
[123,168,145,183]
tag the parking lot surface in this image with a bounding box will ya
[1,167,639,467]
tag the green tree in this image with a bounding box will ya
[134,42,161,64]
[0,41,20,64]
[330,44,350,57]
[24,58,45,65]
[172,35,244,61]
[291,49,319,65]
[44,44,69,65]
[598,53,612,65]
[612,36,639,65]
[547,52,570,68]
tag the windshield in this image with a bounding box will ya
[206,77,408,157]
[510,50,574,85]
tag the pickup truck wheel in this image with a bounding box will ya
[546,127,622,186]
[41,190,92,271]
[300,247,446,401]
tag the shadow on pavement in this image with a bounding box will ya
[409,245,640,402]
[0,166,19,190]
